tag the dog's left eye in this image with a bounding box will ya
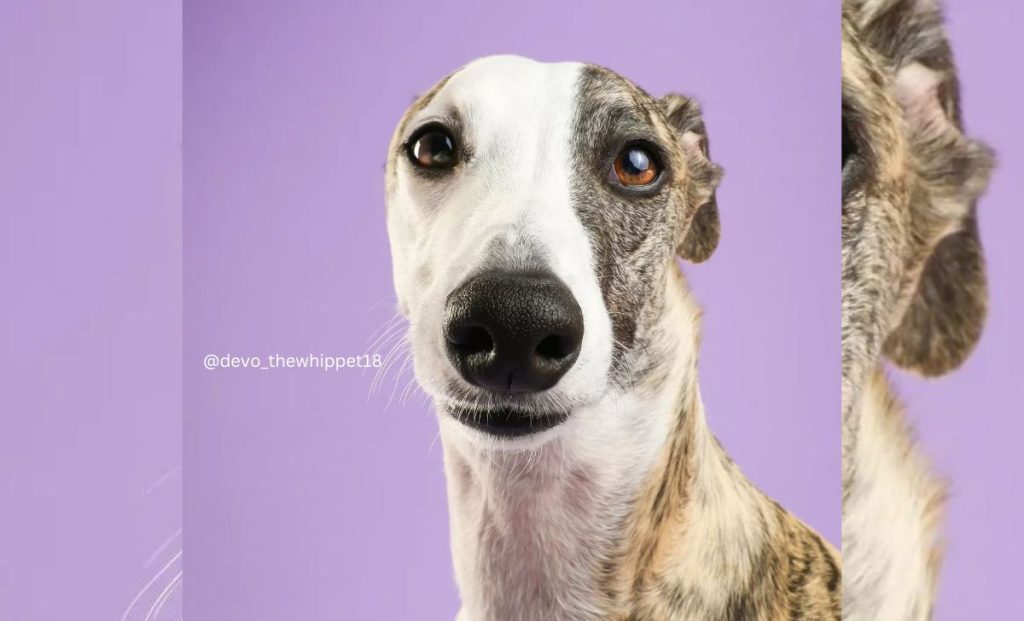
[407,126,458,169]
[612,146,660,187]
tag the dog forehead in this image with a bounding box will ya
[437,55,582,117]
[404,56,659,158]
[407,56,608,149]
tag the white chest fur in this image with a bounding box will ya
[439,389,671,621]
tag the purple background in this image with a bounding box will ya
[1,1,182,620]
[12,2,1018,620]
[184,1,837,619]
[896,4,1024,619]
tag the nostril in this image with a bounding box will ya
[535,334,573,361]
[449,324,494,356]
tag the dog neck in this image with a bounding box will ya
[438,268,770,620]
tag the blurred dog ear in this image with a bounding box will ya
[884,210,988,377]
[867,5,995,376]
[661,94,722,263]
[882,86,993,377]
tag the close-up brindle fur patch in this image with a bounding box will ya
[570,65,721,388]
[842,1,993,619]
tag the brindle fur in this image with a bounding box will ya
[841,1,993,619]
[603,365,842,621]
[566,67,840,620]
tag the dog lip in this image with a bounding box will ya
[446,404,570,438]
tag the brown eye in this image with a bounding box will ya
[612,146,659,186]
[408,127,457,169]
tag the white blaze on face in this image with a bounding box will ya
[387,55,614,413]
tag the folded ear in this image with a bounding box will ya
[660,94,722,263]
[883,211,987,376]
[881,74,993,376]
[872,7,995,376]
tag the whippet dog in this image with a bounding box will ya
[842,1,993,619]
[385,56,840,620]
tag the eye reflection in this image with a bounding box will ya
[613,146,659,186]
[408,127,457,169]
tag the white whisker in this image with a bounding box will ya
[144,467,181,496]
[363,295,398,315]
[144,527,182,568]
[368,336,409,398]
[121,549,181,621]
[144,570,182,621]
[385,351,415,410]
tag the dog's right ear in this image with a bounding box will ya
[660,94,722,263]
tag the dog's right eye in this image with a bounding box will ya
[407,126,458,169]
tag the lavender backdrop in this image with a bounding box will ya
[24,2,1024,620]
[1,1,182,620]
[895,4,1024,619]
[184,1,837,619]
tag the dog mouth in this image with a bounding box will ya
[446,403,570,437]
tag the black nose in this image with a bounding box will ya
[443,271,584,393]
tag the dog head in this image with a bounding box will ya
[385,56,720,445]
[841,1,993,409]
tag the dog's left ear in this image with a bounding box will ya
[883,214,988,376]
[879,59,994,377]
[660,94,722,263]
